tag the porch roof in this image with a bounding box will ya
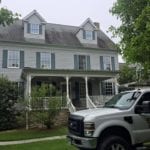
[22,68,119,79]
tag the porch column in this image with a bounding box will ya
[114,77,118,94]
[85,76,89,108]
[66,76,70,99]
[26,74,32,110]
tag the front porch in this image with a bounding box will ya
[22,68,119,112]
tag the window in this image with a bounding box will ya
[8,51,20,68]
[74,55,90,70]
[104,56,111,71]
[102,82,114,96]
[40,52,51,69]
[30,24,40,34]
[85,31,93,40]
[79,55,86,70]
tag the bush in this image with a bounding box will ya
[29,84,61,129]
[0,76,18,130]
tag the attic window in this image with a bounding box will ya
[31,24,40,34]
[85,31,93,40]
[83,30,95,40]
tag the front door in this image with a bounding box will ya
[74,82,86,107]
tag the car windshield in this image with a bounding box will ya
[104,91,141,110]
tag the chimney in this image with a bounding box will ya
[94,22,100,30]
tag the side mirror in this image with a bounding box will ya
[135,105,143,114]
[142,101,150,113]
[135,101,150,114]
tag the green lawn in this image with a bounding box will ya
[0,139,77,150]
[0,126,67,141]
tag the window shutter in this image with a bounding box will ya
[111,57,115,71]
[27,23,30,33]
[100,56,104,70]
[51,53,55,69]
[36,52,40,68]
[20,51,24,69]
[74,55,79,70]
[86,55,91,70]
[2,50,8,68]
[83,30,86,39]
[101,82,106,95]
[92,31,95,40]
[39,24,42,34]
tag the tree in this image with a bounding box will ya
[118,64,136,84]
[0,76,18,130]
[0,0,19,26]
[110,0,150,79]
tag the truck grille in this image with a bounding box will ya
[68,114,84,136]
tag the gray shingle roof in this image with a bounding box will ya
[0,20,117,50]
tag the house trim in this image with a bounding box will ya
[22,68,119,78]
[0,40,118,52]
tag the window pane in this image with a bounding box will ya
[31,24,39,34]
[104,56,111,71]
[40,53,51,69]
[85,31,92,40]
[79,55,86,70]
[104,82,113,95]
[8,51,20,68]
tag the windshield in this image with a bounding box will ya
[104,91,141,110]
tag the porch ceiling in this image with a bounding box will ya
[22,68,119,79]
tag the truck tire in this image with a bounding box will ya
[97,135,132,150]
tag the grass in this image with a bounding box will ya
[0,126,67,141]
[0,139,77,150]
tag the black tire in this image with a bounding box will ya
[97,135,132,150]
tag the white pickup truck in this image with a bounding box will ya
[67,89,150,150]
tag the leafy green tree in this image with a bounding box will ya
[0,0,20,26]
[118,64,136,84]
[110,0,150,79]
[0,76,18,130]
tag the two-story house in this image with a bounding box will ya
[0,10,119,112]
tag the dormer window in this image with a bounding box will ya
[30,24,40,34]
[85,31,93,40]
[83,30,95,40]
[27,23,42,35]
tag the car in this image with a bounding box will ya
[67,89,150,150]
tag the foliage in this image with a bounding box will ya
[30,84,61,129]
[118,64,136,84]
[109,0,150,79]
[0,76,18,130]
[0,1,20,26]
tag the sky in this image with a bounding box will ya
[1,0,123,62]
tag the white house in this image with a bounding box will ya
[0,10,119,112]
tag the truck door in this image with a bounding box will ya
[134,92,150,143]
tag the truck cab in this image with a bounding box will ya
[67,89,150,150]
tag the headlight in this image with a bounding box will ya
[84,122,95,137]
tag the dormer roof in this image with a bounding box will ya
[23,10,46,24]
[80,18,98,30]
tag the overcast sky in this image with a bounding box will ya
[1,0,123,62]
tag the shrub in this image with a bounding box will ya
[0,76,18,130]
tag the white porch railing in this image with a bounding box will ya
[29,97,67,110]
[87,96,97,109]
[67,96,76,113]
[90,95,113,107]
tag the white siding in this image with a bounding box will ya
[0,44,119,82]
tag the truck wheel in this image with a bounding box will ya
[97,135,132,150]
